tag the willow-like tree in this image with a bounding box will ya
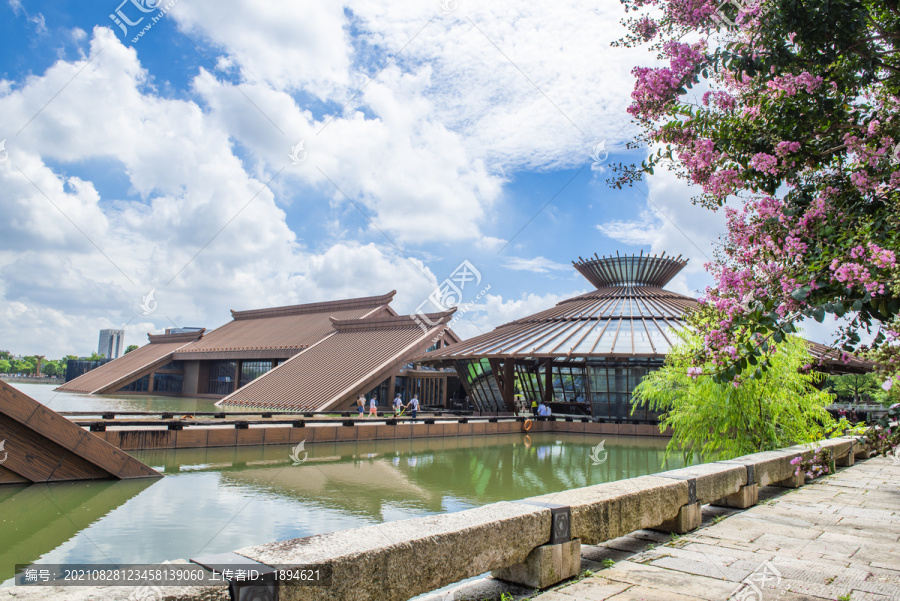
[632,324,833,463]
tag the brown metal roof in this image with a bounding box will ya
[421,285,698,360]
[219,311,456,411]
[806,340,874,374]
[174,293,394,356]
[56,341,189,394]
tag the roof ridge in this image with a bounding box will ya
[329,308,456,332]
[148,329,206,344]
[230,291,396,320]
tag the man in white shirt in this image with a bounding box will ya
[393,394,403,417]
[406,395,420,419]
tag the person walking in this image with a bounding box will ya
[393,394,403,417]
[531,398,538,416]
[368,395,378,417]
[356,395,365,416]
[406,394,420,420]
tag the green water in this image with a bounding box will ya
[0,432,689,584]
[1,382,690,586]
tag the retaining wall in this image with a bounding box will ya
[96,418,672,451]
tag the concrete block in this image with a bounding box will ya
[836,449,855,467]
[491,539,581,589]
[660,463,746,504]
[653,502,701,534]
[239,501,550,601]
[712,483,758,509]
[525,476,690,545]
[718,450,809,486]
[773,472,804,488]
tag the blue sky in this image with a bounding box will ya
[0,0,748,357]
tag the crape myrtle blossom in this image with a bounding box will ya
[612,0,900,386]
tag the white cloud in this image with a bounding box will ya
[0,1,717,358]
[0,28,439,356]
[503,256,570,274]
[450,290,574,340]
[596,168,725,297]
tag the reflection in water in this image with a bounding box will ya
[1,433,691,586]
[0,479,154,582]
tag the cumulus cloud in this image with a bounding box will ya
[0,0,714,357]
[0,28,439,356]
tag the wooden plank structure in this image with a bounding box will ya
[0,380,160,485]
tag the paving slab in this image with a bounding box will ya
[532,455,900,601]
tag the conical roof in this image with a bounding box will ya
[573,251,687,288]
[423,252,696,359]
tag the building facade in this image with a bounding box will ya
[419,252,870,418]
[60,293,462,411]
[98,329,125,359]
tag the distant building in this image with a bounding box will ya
[65,358,113,382]
[59,292,462,411]
[98,329,125,359]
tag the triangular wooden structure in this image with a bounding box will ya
[0,380,160,485]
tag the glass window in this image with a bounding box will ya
[239,360,273,388]
[207,360,237,395]
[153,373,183,394]
[118,375,149,392]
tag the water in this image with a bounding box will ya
[1,383,691,585]
[7,382,241,413]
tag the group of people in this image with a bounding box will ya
[356,393,421,419]
[529,398,552,417]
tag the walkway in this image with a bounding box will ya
[535,455,900,601]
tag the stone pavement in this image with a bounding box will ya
[533,455,900,601]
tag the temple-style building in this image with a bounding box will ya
[58,292,463,411]
[418,252,870,418]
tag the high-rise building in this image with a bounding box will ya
[98,329,125,359]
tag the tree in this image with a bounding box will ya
[0,359,9,374]
[125,344,139,354]
[41,361,59,377]
[13,359,35,376]
[825,373,887,405]
[632,324,834,463]
[614,0,900,384]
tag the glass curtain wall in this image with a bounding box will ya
[588,358,662,420]
[457,357,664,418]
[455,359,505,411]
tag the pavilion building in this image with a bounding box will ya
[417,252,869,418]
[57,292,463,411]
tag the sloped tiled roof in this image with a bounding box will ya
[56,335,199,394]
[173,292,394,357]
[219,311,456,411]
